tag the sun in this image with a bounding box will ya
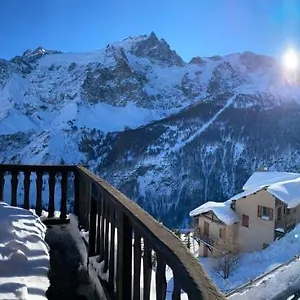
[283,48,298,70]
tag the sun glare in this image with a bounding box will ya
[283,48,298,70]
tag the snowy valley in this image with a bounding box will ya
[2,33,300,227]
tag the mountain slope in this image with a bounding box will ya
[1,33,300,227]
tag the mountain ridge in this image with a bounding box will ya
[1,32,300,227]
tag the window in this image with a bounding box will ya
[242,214,249,227]
[258,205,273,220]
[219,227,226,238]
[262,206,268,217]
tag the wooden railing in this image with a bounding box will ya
[194,228,215,248]
[0,164,78,220]
[0,164,225,300]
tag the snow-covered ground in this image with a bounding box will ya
[0,202,49,300]
[199,224,300,295]
[229,255,300,300]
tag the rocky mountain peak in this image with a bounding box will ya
[23,46,47,57]
[16,47,61,64]
[189,56,206,65]
[129,32,185,67]
[239,51,275,72]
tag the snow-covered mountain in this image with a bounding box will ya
[2,32,300,227]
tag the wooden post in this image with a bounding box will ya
[23,171,31,210]
[99,194,105,261]
[103,202,110,272]
[156,255,167,300]
[133,231,142,300]
[0,168,4,202]
[60,171,68,220]
[116,213,132,300]
[74,170,80,216]
[143,240,152,300]
[172,274,181,300]
[36,171,43,216]
[48,171,56,218]
[11,170,18,207]
[88,196,97,257]
[109,208,116,291]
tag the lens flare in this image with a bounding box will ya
[283,48,298,70]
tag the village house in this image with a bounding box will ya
[190,171,300,257]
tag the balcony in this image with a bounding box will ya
[0,164,225,300]
[193,228,216,248]
[275,219,296,233]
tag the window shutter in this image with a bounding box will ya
[269,208,274,221]
[258,205,262,217]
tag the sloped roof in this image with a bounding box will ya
[228,186,264,201]
[268,177,300,208]
[242,172,300,191]
[189,200,239,225]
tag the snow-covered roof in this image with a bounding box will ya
[243,171,300,191]
[189,200,239,225]
[228,186,264,201]
[228,171,300,204]
[267,177,300,208]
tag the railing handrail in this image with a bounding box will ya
[0,164,78,172]
[77,166,225,300]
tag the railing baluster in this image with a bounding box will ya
[60,171,68,220]
[88,196,97,257]
[143,240,152,300]
[74,171,80,216]
[116,213,132,300]
[133,231,142,300]
[84,180,91,229]
[172,274,181,300]
[103,202,110,272]
[99,194,105,261]
[48,171,56,218]
[0,168,4,202]
[78,177,85,227]
[96,199,101,254]
[156,254,167,300]
[108,207,116,291]
[36,171,43,216]
[23,171,31,209]
[11,170,18,207]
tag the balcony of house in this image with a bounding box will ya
[275,200,296,238]
[193,227,216,248]
[0,164,225,300]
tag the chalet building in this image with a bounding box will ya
[190,171,300,256]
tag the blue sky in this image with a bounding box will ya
[1,0,300,61]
